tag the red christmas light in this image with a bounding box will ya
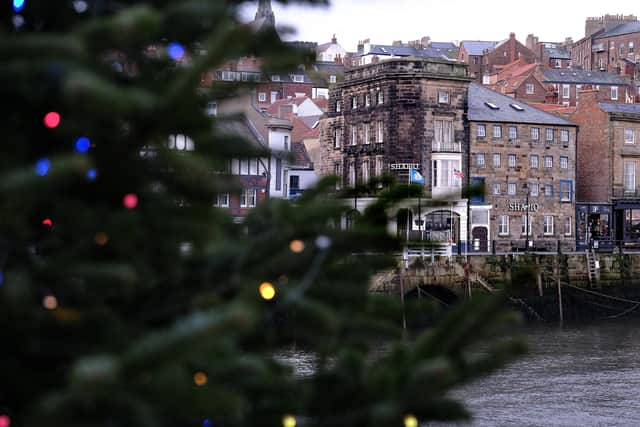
[123,193,138,209]
[44,112,61,129]
[42,218,53,226]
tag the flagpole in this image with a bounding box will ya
[406,170,410,249]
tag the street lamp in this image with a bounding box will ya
[523,183,529,253]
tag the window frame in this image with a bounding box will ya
[476,153,485,168]
[531,127,540,141]
[564,217,573,236]
[240,188,257,208]
[498,215,509,236]
[559,180,572,202]
[508,154,517,168]
[530,154,539,169]
[492,124,502,139]
[545,128,554,143]
[531,182,540,197]
[544,155,553,169]
[508,182,517,195]
[477,124,486,138]
[525,83,534,94]
[611,86,619,100]
[560,156,569,169]
[521,215,532,236]
[508,126,518,140]
[544,215,554,235]
[376,121,384,143]
[624,161,636,192]
[492,153,501,168]
[625,128,635,144]
[214,192,230,208]
[560,129,570,144]
[438,90,450,104]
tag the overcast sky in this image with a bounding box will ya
[242,1,638,50]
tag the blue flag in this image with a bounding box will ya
[409,169,425,185]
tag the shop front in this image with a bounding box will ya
[614,201,640,249]
[576,203,613,251]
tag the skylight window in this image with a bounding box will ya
[485,102,499,110]
[510,103,525,111]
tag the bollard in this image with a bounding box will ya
[557,240,561,255]
[492,239,496,255]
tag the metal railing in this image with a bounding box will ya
[612,188,640,198]
[432,141,462,153]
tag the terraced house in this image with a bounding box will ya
[468,83,578,252]
[571,91,640,250]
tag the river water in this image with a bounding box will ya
[281,319,640,426]
[439,319,640,427]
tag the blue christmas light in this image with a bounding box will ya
[35,158,51,176]
[202,419,213,427]
[13,0,25,12]
[87,168,98,181]
[0,271,4,287]
[167,42,185,60]
[75,137,91,153]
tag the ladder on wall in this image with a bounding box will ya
[586,249,600,286]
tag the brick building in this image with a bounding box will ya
[484,59,546,103]
[468,83,577,252]
[571,91,640,250]
[543,69,631,106]
[458,40,498,80]
[459,34,536,82]
[572,14,639,72]
[320,58,471,250]
[526,34,573,70]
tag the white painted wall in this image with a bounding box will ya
[268,127,293,199]
[318,43,347,62]
[312,88,329,100]
[296,98,324,117]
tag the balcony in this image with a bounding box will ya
[432,141,462,153]
[613,187,640,199]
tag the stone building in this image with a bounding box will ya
[320,58,471,251]
[468,83,578,252]
[571,90,640,250]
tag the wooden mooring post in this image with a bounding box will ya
[556,259,564,325]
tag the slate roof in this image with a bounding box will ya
[598,103,640,115]
[430,42,457,50]
[361,45,453,61]
[313,62,345,74]
[544,47,571,60]
[594,21,640,39]
[468,83,576,126]
[543,69,629,86]
[461,40,498,56]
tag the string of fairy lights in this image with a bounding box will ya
[4,1,424,426]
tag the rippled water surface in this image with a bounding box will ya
[281,319,640,426]
[439,320,640,426]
